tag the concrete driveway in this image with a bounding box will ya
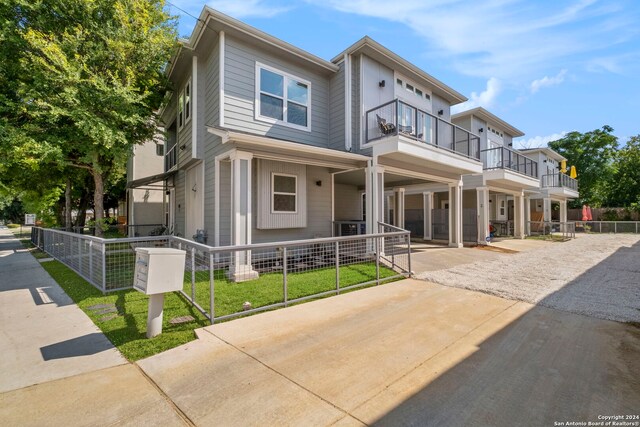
[138,279,640,426]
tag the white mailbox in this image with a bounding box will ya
[134,248,186,294]
[133,247,186,338]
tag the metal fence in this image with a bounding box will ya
[31,224,411,323]
[527,221,576,240]
[575,221,640,234]
[481,146,538,178]
[541,173,578,191]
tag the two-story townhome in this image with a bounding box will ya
[129,7,486,279]
[451,107,541,243]
[519,147,579,226]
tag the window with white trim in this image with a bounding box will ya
[177,77,192,131]
[257,63,310,131]
[272,173,297,213]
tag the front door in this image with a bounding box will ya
[185,163,204,240]
[496,194,507,221]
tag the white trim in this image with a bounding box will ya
[191,56,197,159]
[359,54,364,148]
[214,157,220,247]
[184,78,192,126]
[270,172,298,214]
[177,88,185,130]
[330,173,335,224]
[219,31,225,127]
[255,62,311,132]
[344,54,352,151]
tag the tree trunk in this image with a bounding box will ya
[75,190,90,227]
[92,170,104,237]
[65,179,72,231]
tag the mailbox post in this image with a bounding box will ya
[134,248,186,338]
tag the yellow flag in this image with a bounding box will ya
[560,160,567,173]
[569,165,577,179]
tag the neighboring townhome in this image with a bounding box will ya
[451,107,540,243]
[518,147,579,226]
[128,6,488,280]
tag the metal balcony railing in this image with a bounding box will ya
[542,173,578,191]
[165,144,177,171]
[365,99,481,161]
[481,147,538,178]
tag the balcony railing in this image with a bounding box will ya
[481,147,538,179]
[542,173,578,191]
[365,99,481,161]
[165,143,177,171]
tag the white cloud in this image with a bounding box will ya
[207,0,291,18]
[452,78,501,114]
[308,0,637,81]
[513,132,568,149]
[530,69,568,93]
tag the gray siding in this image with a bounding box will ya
[351,55,366,154]
[223,35,330,147]
[462,174,485,189]
[328,61,345,151]
[173,170,185,238]
[218,160,231,246]
[334,184,362,221]
[471,116,488,150]
[256,159,307,229]
[252,165,333,243]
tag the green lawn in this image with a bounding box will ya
[41,261,209,361]
[183,263,400,318]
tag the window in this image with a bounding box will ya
[257,63,310,131]
[155,144,164,156]
[178,90,184,129]
[177,78,192,131]
[415,88,423,97]
[272,173,297,213]
[184,79,191,122]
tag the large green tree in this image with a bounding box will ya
[608,135,640,208]
[548,126,618,208]
[1,0,176,236]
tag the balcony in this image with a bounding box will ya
[165,143,177,171]
[482,147,538,178]
[542,173,578,191]
[366,99,480,161]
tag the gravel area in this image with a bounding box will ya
[416,234,640,322]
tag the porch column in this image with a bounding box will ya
[228,150,258,282]
[476,186,490,245]
[524,196,531,236]
[394,188,405,229]
[366,161,384,234]
[514,191,525,239]
[449,180,463,248]
[423,192,433,240]
[543,197,552,222]
[559,200,568,223]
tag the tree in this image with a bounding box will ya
[1,0,176,236]
[608,135,640,207]
[548,126,618,208]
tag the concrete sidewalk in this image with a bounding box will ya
[0,229,187,426]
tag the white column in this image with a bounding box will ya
[543,197,552,222]
[449,180,463,248]
[366,161,384,234]
[514,191,525,239]
[559,200,568,223]
[423,192,433,240]
[228,151,258,282]
[476,187,490,245]
[524,196,531,236]
[394,188,405,229]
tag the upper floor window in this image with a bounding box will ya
[256,63,311,131]
[177,77,192,131]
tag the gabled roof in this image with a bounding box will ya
[332,36,467,105]
[519,147,566,162]
[166,7,339,79]
[451,107,524,137]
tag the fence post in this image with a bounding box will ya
[191,247,196,302]
[407,233,412,275]
[101,242,107,294]
[375,237,380,284]
[614,222,617,234]
[209,252,215,323]
[636,222,638,234]
[89,241,94,282]
[335,241,340,294]
[283,247,288,307]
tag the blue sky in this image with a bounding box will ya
[168,0,640,148]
